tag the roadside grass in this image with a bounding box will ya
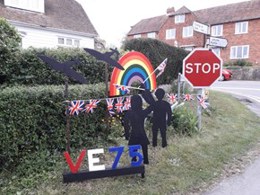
[1,91,260,194]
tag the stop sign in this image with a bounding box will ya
[183,48,222,88]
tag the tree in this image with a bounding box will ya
[0,17,21,84]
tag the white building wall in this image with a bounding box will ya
[14,25,95,49]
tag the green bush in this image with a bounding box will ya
[0,17,21,84]
[224,59,253,67]
[0,84,119,170]
[122,38,188,85]
[1,47,113,86]
[171,107,198,136]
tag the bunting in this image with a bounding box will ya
[115,97,124,113]
[68,100,84,116]
[106,98,115,116]
[167,93,177,104]
[197,95,208,109]
[83,99,100,113]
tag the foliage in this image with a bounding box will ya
[171,107,199,136]
[0,83,122,170]
[0,17,21,84]
[122,38,188,85]
[224,59,253,67]
[0,47,114,86]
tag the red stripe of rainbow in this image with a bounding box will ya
[109,51,157,96]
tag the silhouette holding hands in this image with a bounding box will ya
[123,95,153,164]
[142,88,172,148]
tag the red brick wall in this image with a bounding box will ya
[158,13,204,48]
[220,19,260,66]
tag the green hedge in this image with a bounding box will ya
[1,47,114,86]
[0,84,116,169]
[122,38,188,85]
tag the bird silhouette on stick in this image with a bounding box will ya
[84,48,124,70]
[38,55,87,84]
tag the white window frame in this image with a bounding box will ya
[230,45,249,59]
[212,48,221,57]
[166,29,176,40]
[58,37,80,47]
[235,21,248,34]
[147,32,156,39]
[211,25,223,36]
[175,14,185,23]
[133,34,141,38]
[182,26,193,38]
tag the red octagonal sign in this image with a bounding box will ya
[183,48,223,88]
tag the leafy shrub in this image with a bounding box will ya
[0,84,120,170]
[1,47,114,86]
[171,107,198,136]
[122,38,188,85]
[0,17,21,84]
[224,59,253,67]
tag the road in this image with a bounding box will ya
[204,80,260,195]
[211,80,260,117]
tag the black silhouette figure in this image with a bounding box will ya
[84,48,124,70]
[123,95,153,164]
[38,55,87,84]
[142,88,172,148]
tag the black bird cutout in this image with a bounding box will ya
[84,48,124,70]
[38,55,87,84]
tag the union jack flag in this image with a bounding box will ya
[67,100,84,116]
[83,99,100,113]
[106,98,115,116]
[156,58,167,78]
[183,94,194,101]
[197,95,208,109]
[167,93,177,104]
[115,97,124,113]
[124,97,131,111]
[115,84,130,94]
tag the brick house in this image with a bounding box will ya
[0,0,98,49]
[127,0,260,66]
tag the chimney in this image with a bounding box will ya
[166,7,175,16]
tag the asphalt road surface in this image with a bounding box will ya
[204,80,260,195]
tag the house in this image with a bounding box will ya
[0,0,98,49]
[127,0,260,66]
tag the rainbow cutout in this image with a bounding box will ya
[109,51,157,96]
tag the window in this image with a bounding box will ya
[230,45,249,59]
[182,26,193,38]
[133,34,141,38]
[211,25,223,36]
[212,48,221,57]
[175,14,185,23]
[166,29,176,39]
[235,21,248,34]
[58,37,80,47]
[183,47,193,51]
[147,32,156,38]
[4,0,45,13]
[58,37,65,45]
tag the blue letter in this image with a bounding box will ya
[129,145,143,167]
[109,146,124,169]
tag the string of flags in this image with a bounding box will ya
[65,93,209,116]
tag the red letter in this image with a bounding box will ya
[64,149,86,173]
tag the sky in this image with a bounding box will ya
[76,0,248,47]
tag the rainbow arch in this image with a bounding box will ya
[109,51,157,96]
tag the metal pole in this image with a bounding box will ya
[105,63,109,96]
[177,73,181,102]
[197,88,202,130]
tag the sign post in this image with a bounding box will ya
[183,48,222,129]
[193,21,210,35]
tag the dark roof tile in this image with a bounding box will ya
[128,15,167,35]
[0,0,98,36]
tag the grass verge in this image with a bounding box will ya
[1,91,260,194]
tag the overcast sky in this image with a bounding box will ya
[76,0,248,47]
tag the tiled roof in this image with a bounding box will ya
[194,0,260,25]
[127,15,168,35]
[174,6,191,15]
[0,0,98,36]
[128,0,260,35]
